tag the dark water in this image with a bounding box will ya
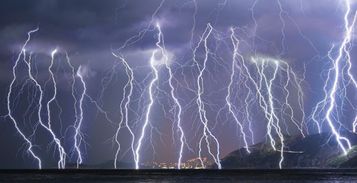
[0,169,357,182]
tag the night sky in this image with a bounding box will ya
[0,0,356,169]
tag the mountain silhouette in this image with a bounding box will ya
[219,131,357,168]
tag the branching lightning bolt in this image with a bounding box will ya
[318,0,356,155]
[45,49,67,168]
[228,28,251,154]
[193,23,221,169]
[155,23,185,169]
[134,33,160,170]
[5,28,42,169]
[112,53,136,169]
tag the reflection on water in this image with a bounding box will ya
[0,170,356,183]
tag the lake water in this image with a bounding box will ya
[0,169,356,182]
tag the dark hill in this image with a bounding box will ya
[220,131,357,168]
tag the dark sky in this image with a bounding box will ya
[0,0,356,168]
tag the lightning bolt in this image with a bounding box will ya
[5,28,42,169]
[134,21,187,169]
[64,52,81,164]
[112,53,136,169]
[134,34,160,170]
[231,26,306,168]
[253,57,285,168]
[344,3,357,134]
[74,65,87,168]
[22,48,67,169]
[64,52,87,168]
[45,49,67,168]
[228,28,251,154]
[155,23,185,169]
[317,0,356,155]
[277,0,287,57]
[193,23,221,169]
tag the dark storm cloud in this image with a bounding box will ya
[0,0,170,54]
[0,0,344,60]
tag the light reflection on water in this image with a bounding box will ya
[1,171,357,183]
